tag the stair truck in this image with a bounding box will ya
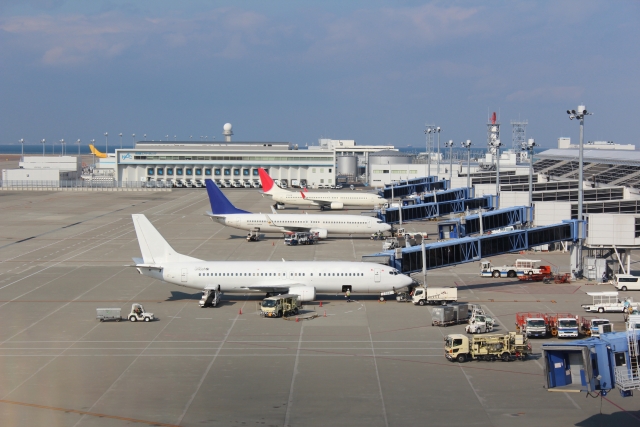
[479,259,545,279]
[444,332,532,363]
[199,286,222,308]
[260,294,301,318]
[412,286,457,306]
[515,312,547,338]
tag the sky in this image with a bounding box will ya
[0,0,638,150]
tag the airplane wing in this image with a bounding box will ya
[264,214,311,233]
[270,205,278,214]
[300,192,332,207]
[232,283,306,293]
[131,257,163,270]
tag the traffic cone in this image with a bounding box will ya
[319,301,323,307]
[296,317,299,322]
[272,241,275,246]
[323,310,326,317]
[239,308,242,315]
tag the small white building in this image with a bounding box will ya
[558,137,635,150]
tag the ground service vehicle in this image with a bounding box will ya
[465,314,495,334]
[579,317,610,337]
[260,294,300,318]
[431,304,469,326]
[581,292,638,313]
[199,288,222,308]
[479,259,545,278]
[96,308,122,322]
[412,286,457,306]
[515,312,547,337]
[614,274,640,291]
[445,332,531,363]
[128,304,154,322]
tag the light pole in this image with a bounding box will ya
[190,135,193,141]
[435,127,441,177]
[119,133,123,149]
[90,139,96,165]
[461,140,472,192]
[19,139,24,161]
[143,134,147,141]
[490,139,503,209]
[521,138,536,208]
[76,139,81,156]
[445,140,454,183]
[424,127,431,177]
[132,134,135,147]
[166,134,169,141]
[41,139,46,157]
[174,135,177,141]
[104,132,108,153]
[567,105,592,277]
[60,139,65,156]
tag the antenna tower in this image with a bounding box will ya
[511,119,528,150]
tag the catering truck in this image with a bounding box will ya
[444,332,531,363]
[581,292,639,313]
[412,286,457,306]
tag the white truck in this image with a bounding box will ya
[412,286,457,306]
[465,314,495,334]
[479,259,543,278]
[581,292,639,313]
[128,303,154,322]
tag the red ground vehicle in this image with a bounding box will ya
[518,265,552,281]
[544,312,578,338]
[515,312,547,337]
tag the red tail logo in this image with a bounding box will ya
[300,191,306,199]
[258,168,274,192]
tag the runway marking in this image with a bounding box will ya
[176,299,248,425]
[0,399,180,427]
[71,301,191,427]
[283,322,304,427]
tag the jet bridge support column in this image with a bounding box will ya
[570,243,581,280]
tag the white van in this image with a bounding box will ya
[614,274,640,291]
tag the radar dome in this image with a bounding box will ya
[223,123,233,132]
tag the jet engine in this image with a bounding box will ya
[310,228,328,239]
[329,202,344,210]
[288,286,316,301]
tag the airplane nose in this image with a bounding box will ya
[383,223,392,231]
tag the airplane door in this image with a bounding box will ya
[181,268,188,283]
[367,221,372,228]
[374,269,380,282]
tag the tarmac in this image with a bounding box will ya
[0,186,638,426]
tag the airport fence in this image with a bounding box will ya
[0,180,173,191]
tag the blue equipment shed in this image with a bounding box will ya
[542,330,640,397]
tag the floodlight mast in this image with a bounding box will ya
[566,105,592,277]
[445,140,454,182]
[491,139,503,208]
[461,140,472,192]
[521,138,537,208]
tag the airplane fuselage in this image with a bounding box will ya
[138,260,411,294]
[210,213,390,235]
[271,191,385,208]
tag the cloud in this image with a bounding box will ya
[506,86,584,102]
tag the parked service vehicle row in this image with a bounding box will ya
[143,179,262,189]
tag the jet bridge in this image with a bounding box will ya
[378,195,493,224]
[438,206,533,239]
[379,177,449,199]
[363,220,581,274]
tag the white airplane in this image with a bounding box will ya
[204,179,391,238]
[258,168,386,210]
[131,214,413,301]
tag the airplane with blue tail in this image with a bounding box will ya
[204,179,391,238]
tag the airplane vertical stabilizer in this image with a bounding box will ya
[132,214,201,264]
[205,179,251,215]
[258,168,289,195]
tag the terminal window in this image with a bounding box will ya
[224,169,231,176]
[186,168,193,176]
[233,169,240,176]
[195,168,202,176]
[215,169,221,175]
[243,169,250,176]
[253,169,259,176]
[205,169,212,176]
[166,168,173,175]
[147,168,154,175]
[156,168,164,175]
[176,168,183,175]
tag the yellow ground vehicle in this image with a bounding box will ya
[444,332,531,363]
[260,294,301,318]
